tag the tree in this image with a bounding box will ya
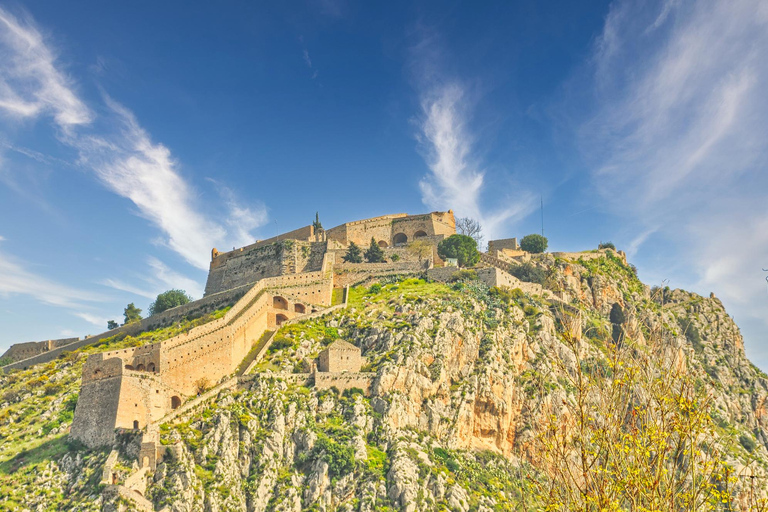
[107,320,119,330]
[149,289,192,316]
[437,234,480,267]
[456,217,483,246]
[343,241,363,263]
[520,233,548,253]
[364,237,385,263]
[313,211,323,232]
[599,241,616,250]
[123,303,142,325]
[508,262,546,284]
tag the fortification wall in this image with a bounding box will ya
[314,372,373,395]
[71,258,335,447]
[204,241,328,296]
[0,338,78,363]
[2,285,249,372]
[71,357,124,446]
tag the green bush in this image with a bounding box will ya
[520,234,548,253]
[149,289,192,316]
[739,434,757,453]
[508,263,546,284]
[314,435,355,480]
[598,241,616,250]
[437,234,480,267]
[368,283,382,294]
[489,286,525,303]
[449,269,478,282]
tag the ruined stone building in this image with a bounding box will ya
[317,340,362,373]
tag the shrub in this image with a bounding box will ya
[314,435,355,480]
[390,253,400,262]
[149,289,192,315]
[368,284,382,294]
[343,242,363,263]
[449,269,478,282]
[598,241,616,250]
[437,234,480,267]
[508,263,546,284]
[489,286,525,303]
[520,234,548,253]
[739,434,757,453]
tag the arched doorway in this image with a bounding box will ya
[294,303,306,313]
[171,396,181,409]
[133,420,139,430]
[393,233,408,246]
[378,240,388,248]
[414,230,428,238]
[276,314,288,326]
[142,456,149,468]
[147,363,155,372]
[273,296,288,310]
[136,364,145,371]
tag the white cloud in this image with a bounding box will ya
[579,0,768,363]
[100,256,205,301]
[74,311,107,327]
[147,257,204,299]
[0,248,105,309]
[416,83,536,240]
[0,7,91,128]
[0,7,268,271]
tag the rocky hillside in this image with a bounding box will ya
[2,252,768,511]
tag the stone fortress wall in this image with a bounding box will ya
[1,338,78,363]
[70,252,336,447]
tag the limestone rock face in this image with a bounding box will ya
[4,252,768,510]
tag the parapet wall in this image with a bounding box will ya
[314,372,374,395]
[2,285,250,372]
[71,257,336,448]
[1,337,78,363]
[205,240,327,296]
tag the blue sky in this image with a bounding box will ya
[1,1,767,369]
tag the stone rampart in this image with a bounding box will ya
[314,372,374,395]
[71,262,335,447]
[0,338,78,363]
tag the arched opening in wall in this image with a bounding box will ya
[136,364,145,371]
[414,230,428,239]
[393,233,408,246]
[276,314,288,326]
[147,363,155,372]
[133,420,139,430]
[294,303,306,314]
[124,365,134,370]
[142,456,149,468]
[171,396,181,409]
[273,296,289,310]
[377,240,388,248]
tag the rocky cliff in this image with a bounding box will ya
[2,252,767,511]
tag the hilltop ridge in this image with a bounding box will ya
[1,211,767,511]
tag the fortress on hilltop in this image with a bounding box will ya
[0,208,630,475]
[64,211,457,450]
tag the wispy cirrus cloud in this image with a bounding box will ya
[0,5,268,271]
[577,0,768,361]
[0,8,91,128]
[0,241,105,310]
[410,32,536,240]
